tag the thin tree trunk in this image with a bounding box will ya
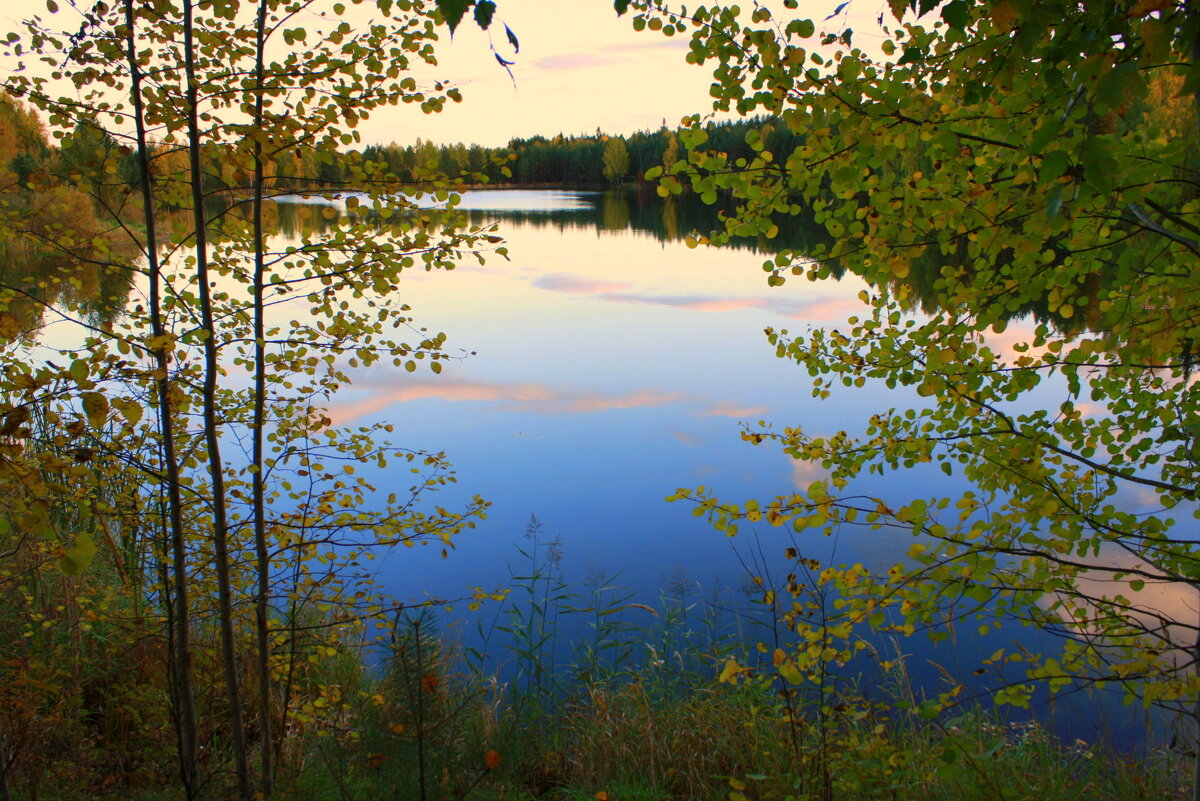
[0,720,12,801]
[181,1,251,795]
[251,0,274,793]
[123,1,198,794]
[1193,612,1199,801]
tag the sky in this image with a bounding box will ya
[1,0,895,147]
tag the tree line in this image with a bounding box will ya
[4,97,800,197]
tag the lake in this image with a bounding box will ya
[302,188,896,596]
[14,185,1166,749]
[268,188,1171,749]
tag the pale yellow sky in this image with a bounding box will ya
[1,0,894,147]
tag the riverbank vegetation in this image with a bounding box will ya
[0,0,1197,797]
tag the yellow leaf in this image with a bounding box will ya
[111,397,143,426]
[81,392,109,430]
[990,0,1017,31]
[779,662,804,685]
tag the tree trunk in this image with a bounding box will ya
[251,0,274,793]
[124,1,198,794]
[182,1,251,795]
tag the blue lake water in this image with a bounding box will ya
[274,188,1171,749]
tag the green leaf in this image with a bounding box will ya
[614,0,630,15]
[69,359,89,386]
[1028,118,1061,155]
[473,1,495,30]
[941,0,970,31]
[58,532,96,575]
[505,23,519,53]
[1040,149,1069,180]
[111,396,144,427]
[436,0,471,34]
[19,503,51,537]
[1095,62,1141,112]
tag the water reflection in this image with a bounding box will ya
[0,199,136,340]
[12,186,1165,747]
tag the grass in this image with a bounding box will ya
[284,665,1184,801]
[0,513,1183,801]
[277,544,1188,801]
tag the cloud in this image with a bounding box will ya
[975,323,1042,364]
[533,280,864,323]
[1044,550,1199,665]
[791,459,830,490]
[779,296,864,321]
[326,376,770,426]
[601,39,691,55]
[532,53,613,71]
[706,402,769,419]
[533,274,633,294]
[602,292,762,312]
[1070,401,1105,418]
[529,39,688,73]
[669,429,701,447]
[326,378,687,425]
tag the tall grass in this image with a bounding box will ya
[282,523,1186,801]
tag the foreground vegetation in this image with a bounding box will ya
[1,540,1186,800]
[0,0,1198,797]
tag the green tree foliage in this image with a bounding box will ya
[632,0,1200,754]
[602,136,632,184]
[0,1,491,797]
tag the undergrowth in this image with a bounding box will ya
[284,519,1186,801]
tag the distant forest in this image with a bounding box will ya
[352,117,802,187]
[0,94,797,197]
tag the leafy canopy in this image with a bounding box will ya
[631,0,1200,713]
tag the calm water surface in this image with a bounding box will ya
[319,190,892,596]
[275,188,1170,746]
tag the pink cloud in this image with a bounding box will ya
[776,296,864,321]
[669,429,701,447]
[602,292,767,312]
[534,274,633,294]
[705,402,769,419]
[534,54,612,71]
[540,284,864,323]
[1071,401,1105,418]
[326,379,686,425]
[976,323,1041,363]
[566,389,686,413]
[1046,550,1199,665]
[791,459,830,489]
[677,298,767,312]
[326,376,772,427]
